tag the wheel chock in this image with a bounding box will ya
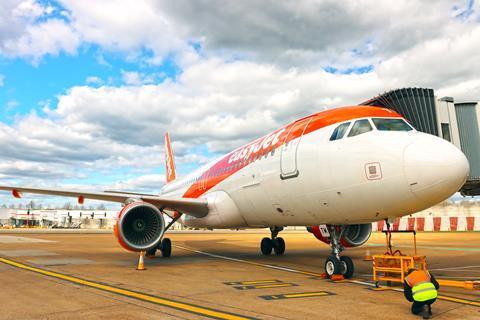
[331,274,345,281]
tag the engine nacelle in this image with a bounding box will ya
[308,224,372,247]
[114,202,165,252]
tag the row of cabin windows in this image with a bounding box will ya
[330,118,413,141]
[177,146,277,189]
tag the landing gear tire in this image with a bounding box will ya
[146,247,157,258]
[325,256,342,278]
[340,256,354,279]
[273,237,285,255]
[160,238,172,257]
[260,237,273,255]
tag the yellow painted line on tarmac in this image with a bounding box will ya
[174,245,480,309]
[234,283,297,290]
[260,291,334,300]
[224,279,281,286]
[0,257,256,320]
[436,295,480,307]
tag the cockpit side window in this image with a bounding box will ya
[372,118,413,131]
[347,119,373,137]
[329,122,350,141]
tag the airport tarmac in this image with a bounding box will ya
[0,230,478,319]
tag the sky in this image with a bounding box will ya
[0,0,479,208]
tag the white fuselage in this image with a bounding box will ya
[160,116,469,229]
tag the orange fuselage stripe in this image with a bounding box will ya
[181,105,401,199]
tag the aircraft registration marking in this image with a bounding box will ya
[0,257,257,320]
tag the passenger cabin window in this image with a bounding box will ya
[372,118,413,131]
[348,119,373,137]
[330,122,350,141]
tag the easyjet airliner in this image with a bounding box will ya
[0,105,469,278]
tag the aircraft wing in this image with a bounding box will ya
[0,185,208,218]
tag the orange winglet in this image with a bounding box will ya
[12,189,22,198]
[78,195,85,205]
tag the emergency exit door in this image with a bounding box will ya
[280,117,312,179]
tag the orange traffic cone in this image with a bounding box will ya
[364,249,373,261]
[136,251,146,271]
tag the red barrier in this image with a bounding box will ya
[466,217,475,231]
[416,217,425,231]
[433,217,442,231]
[449,217,458,231]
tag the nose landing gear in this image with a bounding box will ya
[260,227,285,255]
[324,225,354,279]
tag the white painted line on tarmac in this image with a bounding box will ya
[174,244,480,308]
[173,244,323,277]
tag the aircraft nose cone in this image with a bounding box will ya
[404,137,469,204]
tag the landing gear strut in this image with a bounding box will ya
[324,225,354,279]
[146,210,180,258]
[260,227,285,256]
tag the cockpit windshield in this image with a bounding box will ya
[372,118,413,131]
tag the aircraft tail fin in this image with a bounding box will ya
[164,132,176,183]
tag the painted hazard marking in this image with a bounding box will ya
[260,291,334,300]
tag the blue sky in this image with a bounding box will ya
[0,47,180,124]
[0,0,479,208]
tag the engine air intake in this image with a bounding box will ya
[115,202,165,251]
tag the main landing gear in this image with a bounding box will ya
[146,238,172,258]
[324,225,354,279]
[146,211,181,258]
[260,227,285,255]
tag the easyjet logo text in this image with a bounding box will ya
[228,129,285,164]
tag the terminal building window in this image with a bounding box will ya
[441,123,451,142]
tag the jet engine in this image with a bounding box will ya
[307,224,372,247]
[114,202,165,251]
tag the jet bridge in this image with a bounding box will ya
[361,88,480,196]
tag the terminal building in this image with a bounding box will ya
[362,88,480,196]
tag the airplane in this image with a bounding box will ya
[0,105,469,278]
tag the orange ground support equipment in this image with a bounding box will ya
[437,279,480,290]
[372,229,427,288]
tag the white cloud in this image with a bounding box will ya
[0,74,4,87]
[0,1,81,62]
[109,174,166,193]
[377,24,480,97]
[85,76,102,85]
[156,0,463,68]
[5,100,19,111]
[58,0,193,64]
[2,18,80,63]
[1,0,480,206]
[121,71,156,86]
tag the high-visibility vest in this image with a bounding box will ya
[405,270,438,302]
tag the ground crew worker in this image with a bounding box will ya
[404,268,439,319]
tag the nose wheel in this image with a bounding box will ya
[260,227,285,255]
[324,225,355,279]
